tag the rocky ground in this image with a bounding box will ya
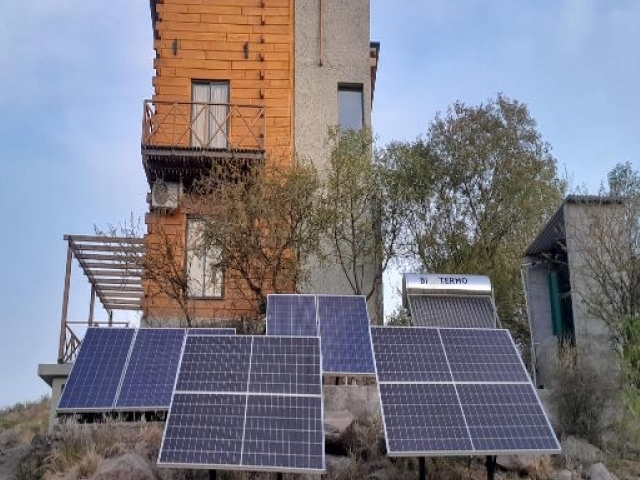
[2,389,639,480]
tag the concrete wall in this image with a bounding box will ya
[294,0,372,165]
[294,0,381,322]
[564,203,619,373]
[524,259,557,387]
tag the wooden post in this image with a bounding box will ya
[58,243,73,363]
[88,285,96,326]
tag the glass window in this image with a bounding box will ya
[338,85,364,130]
[185,218,224,298]
[191,81,230,149]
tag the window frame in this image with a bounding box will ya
[184,217,225,300]
[338,83,365,131]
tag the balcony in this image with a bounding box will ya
[141,100,266,186]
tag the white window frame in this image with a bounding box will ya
[185,218,224,299]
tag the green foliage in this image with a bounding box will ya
[608,161,640,197]
[385,306,413,326]
[384,94,565,337]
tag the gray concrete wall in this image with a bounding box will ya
[524,259,557,387]
[564,203,619,373]
[294,0,381,322]
[294,0,372,166]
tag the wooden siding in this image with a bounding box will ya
[144,0,294,323]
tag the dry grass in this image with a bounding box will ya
[43,421,164,480]
[0,396,50,443]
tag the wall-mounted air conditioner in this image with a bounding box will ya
[151,181,181,211]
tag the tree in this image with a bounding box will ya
[386,94,566,335]
[320,127,403,303]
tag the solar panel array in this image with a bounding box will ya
[317,295,375,376]
[158,335,324,473]
[371,326,560,456]
[266,294,317,336]
[407,294,497,329]
[58,327,237,413]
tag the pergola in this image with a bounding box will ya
[58,235,145,363]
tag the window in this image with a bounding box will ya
[185,218,224,298]
[191,81,230,149]
[338,84,364,130]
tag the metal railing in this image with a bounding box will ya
[142,100,265,151]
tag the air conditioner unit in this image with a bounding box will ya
[151,181,181,211]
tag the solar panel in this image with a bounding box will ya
[187,328,236,335]
[371,326,560,456]
[266,294,317,336]
[158,336,324,474]
[116,328,186,410]
[58,328,135,412]
[408,294,497,328]
[317,295,375,375]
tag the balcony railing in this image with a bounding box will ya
[142,100,265,152]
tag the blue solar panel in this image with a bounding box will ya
[243,395,323,471]
[439,328,530,382]
[379,383,471,454]
[176,336,252,393]
[317,295,375,375]
[371,326,560,456]
[187,328,236,335]
[370,327,451,382]
[266,294,317,336]
[159,336,325,474]
[159,393,246,466]
[58,328,135,412]
[458,383,560,452]
[116,328,186,410]
[249,336,321,396]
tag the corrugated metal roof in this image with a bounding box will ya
[525,195,624,256]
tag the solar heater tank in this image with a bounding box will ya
[402,273,493,308]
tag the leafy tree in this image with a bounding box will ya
[608,161,640,197]
[321,127,403,304]
[386,94,565,335]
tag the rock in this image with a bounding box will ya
[325,454,352,474]
[88,453,154,480]
[555,469,573,480]
[325,412,355,443]
[0,430,19,448]
[588,463,618,480]
[496,454,542,473]
[562,436,603,465]
[324,385,380,419]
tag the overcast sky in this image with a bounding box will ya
[0,1,638,407]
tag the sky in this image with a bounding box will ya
[0,0,638,407]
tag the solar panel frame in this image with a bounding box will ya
[266,294,318,336]
[115,328,187,411]
[187,328,236,335]
[407,294,498,329]
[370,326,561,457]
[316,294,375,376]
[158,335,325,474]
[57,328,136,413]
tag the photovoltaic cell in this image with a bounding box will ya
[58,328,135,412]
[187,328,236,335]
[158,336,325,474]
[371,326,560,456]
[243,395,323,471]
[176,336,252,393]
[266,294,317,336]
[159,393,246,466]
[408,294,497,329]
[370,327,451,382]
[116,328,186,410]
[458,383,560,452]
[379,383,472,454]
[317,295,375,375]
[249,336,321,395]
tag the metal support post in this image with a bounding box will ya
[419,457,426,480]
[486,455,497,480]
[58,243,73,363]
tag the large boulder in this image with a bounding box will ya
[324,385,380,419]
[562,436,603,465]
[588,463,618,480]
[88,453,155,480]
[496,454,551,476]
[555,469,573,480]
[325,412,355,445]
